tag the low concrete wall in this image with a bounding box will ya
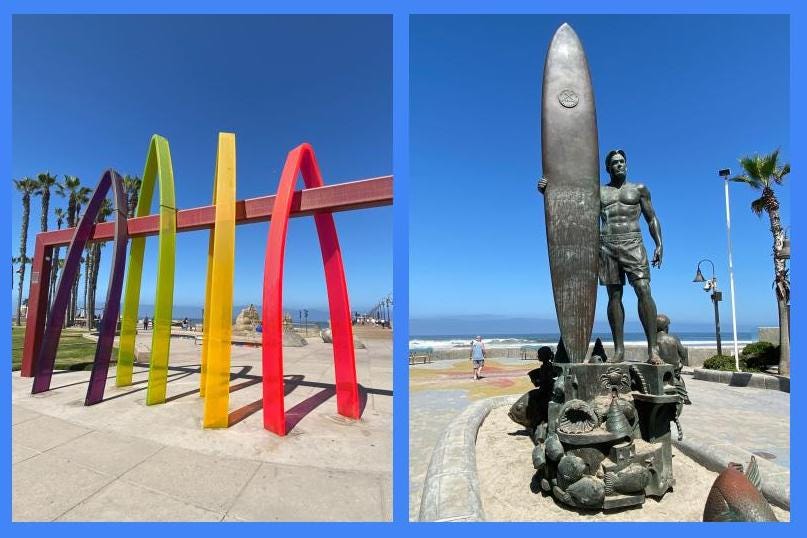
[693,368,790,393]
[419,395,519,521]
[427,343,724,368]
[758,327,780,345]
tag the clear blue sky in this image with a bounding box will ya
[12,15,392,318]
[410,15,790,333]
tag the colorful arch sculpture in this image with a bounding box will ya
[262,143,360,436]
[200,133,237,428]
[31,169,128,404]
[116,135,177,405]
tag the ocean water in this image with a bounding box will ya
[409,331,756,350]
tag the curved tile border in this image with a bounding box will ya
[418,394,518,522]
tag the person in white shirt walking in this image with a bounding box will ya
[470,335,487,380]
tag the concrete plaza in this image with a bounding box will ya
[409,357,789,521]
[13,333,392,522]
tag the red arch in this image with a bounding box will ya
[262,143,360,436]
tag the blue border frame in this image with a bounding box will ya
[2,0,804,534]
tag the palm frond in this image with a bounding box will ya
[759,149,780,179]
[13,177,37,193]
[750,196,766,216]
[730,173,763,189]
[774,162,791,185]
[738,155,762,181]
[34,172,58,193]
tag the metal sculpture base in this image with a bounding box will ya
[510,360,680,511]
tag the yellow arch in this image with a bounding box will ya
[116,135,177,406]
[200,133,237,427]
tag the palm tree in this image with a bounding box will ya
[730,149,791,375]
[87,199,114,330]
[57,176,78,322]
[12,256,32,288]
[87,198,114,328]
[56,175,81,228]
[49,207,66,306]
[83,243,92,328]
[12,256,33,315]
[13,178,37,325]
[123,175,142,218]
[34,172,58,233]
[65,181,91,325]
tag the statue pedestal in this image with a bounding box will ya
[518,362,679,511]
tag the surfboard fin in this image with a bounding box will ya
[555,338,570,363]
[590,337,607,363]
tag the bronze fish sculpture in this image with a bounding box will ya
[703,457,778,522]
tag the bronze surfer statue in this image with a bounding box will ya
[539,149,664,364]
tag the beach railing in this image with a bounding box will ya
[519,345,543,360]
[409,347,433,365]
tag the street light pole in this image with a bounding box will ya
[712,291,722,357]
[693,259,722,357]
[719,168,740,372]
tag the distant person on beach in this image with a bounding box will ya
[470,336,487,380]
[143,316,149,330]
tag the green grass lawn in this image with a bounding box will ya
[11,326,117,372]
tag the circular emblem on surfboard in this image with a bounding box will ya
[558,89,579,108]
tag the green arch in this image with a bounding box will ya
[116,135,177,405]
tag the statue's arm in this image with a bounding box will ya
[676,338,689,366]
[639,185,663,267]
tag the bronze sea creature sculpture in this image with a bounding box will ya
[703,457,778,522]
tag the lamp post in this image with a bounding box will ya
[692,259,723,357]
[303,309,309,336]
[719,168,741,372]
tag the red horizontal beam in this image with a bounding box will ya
[39,175,393,247]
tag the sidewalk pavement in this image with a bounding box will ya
[675,370,789,507]
[409,357,790,520]
[13,337,392,522]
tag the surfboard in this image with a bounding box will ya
[541,23,600,363]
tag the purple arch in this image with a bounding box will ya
[31,170,128,405]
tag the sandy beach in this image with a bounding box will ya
[476,404,789,522]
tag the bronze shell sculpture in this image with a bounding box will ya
[557,399,600,434]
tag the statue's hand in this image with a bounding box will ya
[537,177,548,194]
[652,246,663,268]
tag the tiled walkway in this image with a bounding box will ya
[13,338,392,522]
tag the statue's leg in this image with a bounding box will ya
[633,279,661,363]
[606,284,625,362]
